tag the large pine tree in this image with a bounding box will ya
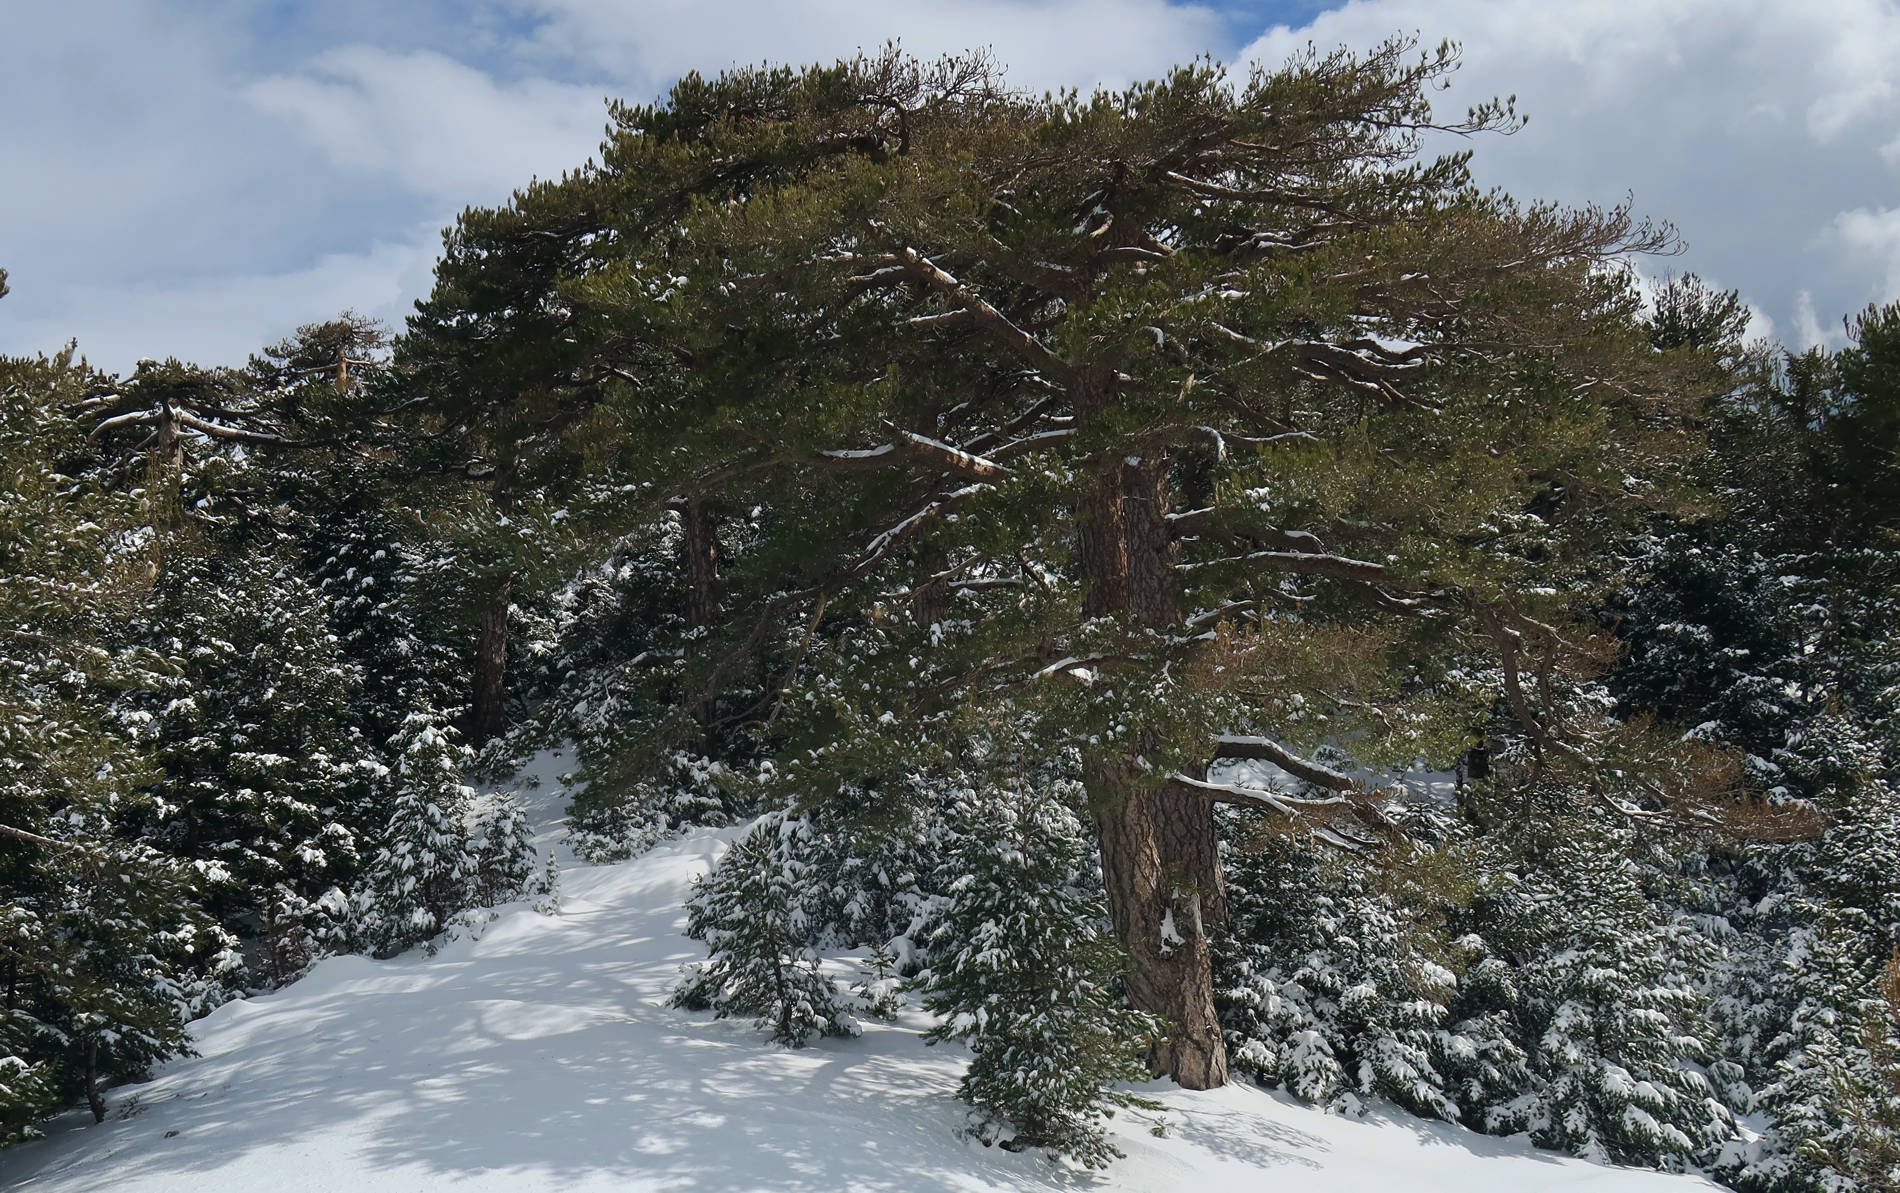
[522,42,1736,1090]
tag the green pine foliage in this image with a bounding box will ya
[919,790,1162,1168]
[671,814,857,1046]
[0,349,237,1138]
[360,714,485,955]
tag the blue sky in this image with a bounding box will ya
[5,0,1899,372]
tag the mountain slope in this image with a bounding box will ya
[5,771,1724,1193]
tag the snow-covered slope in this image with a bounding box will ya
[6,769,1723,1192]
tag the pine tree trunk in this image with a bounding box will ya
[146,401,185,575]
[468,460,521,746]
[681,496,720,734]
[470,571,513,744]
[84,1039,106,1123]
[1092,759,1230,1089]
[911,541,950,629]
[1078,453,1230,1090]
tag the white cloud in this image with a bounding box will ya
[0,0,445,370]
[248,48,611,204]
[1242,0,1900,345]
[5,224,446,376]
[1744,303,1777,346]
[507,0,1228,95]
[3,0,1229,372]
[1829,205,1900,302]
[1793,290,1837,350]
[10,0,1900,374]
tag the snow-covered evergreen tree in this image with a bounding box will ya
[671,814,855,1046]
[123,556,387,964]
[0,347,238,1138]
[1721,779,1900,1192]
[1218,826,1496,1123]
[1468,828,1736,1169]
[919,790,1161,1167]
[1816,950,1900,1191]
[1609,297,1900,1189]
[507,516,754,863]
[567,750,735,864]
[360,714,483,955]
[469,791,540,908]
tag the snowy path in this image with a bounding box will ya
[6,766,1723,1192]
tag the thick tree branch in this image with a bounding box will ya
[1208,734,1360,791]
[1178,547,1391,585]
[894,246,1070,379]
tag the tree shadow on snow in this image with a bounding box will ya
[3,837,1085,1192]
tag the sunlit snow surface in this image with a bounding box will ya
[7,752,1716,1193]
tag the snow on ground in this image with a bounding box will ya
[7,759,1721,1193]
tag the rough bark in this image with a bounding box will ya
[1093,755,1230,1089]
[681,496,720,734]
[469,462,520,746]
[85,1040,105,1123]
[1079,454,1179,626]
[1080,452,1231,1090]
[909,539,951,628]
[470,571,514,745]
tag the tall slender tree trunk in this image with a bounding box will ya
[470,570,514,744]
[681,496,720,735]
[911,541,951,628]
[146,400,185,577]
[468,463,520,746]
[84,1039,106,1123]
[1079,451,1230,1090]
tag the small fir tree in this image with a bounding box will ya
[361,714,482,954]
[920,792,1161,1168]
[850,941,906,1021]
[671,815,855,1046]
[1471,830,1736,1169]
[1818,951,1900,1191]
[1217,825,1497,1123]
[469,791,540,908]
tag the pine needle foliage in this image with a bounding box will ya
[920,790,1162,1167]
[672,815,857,1047]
